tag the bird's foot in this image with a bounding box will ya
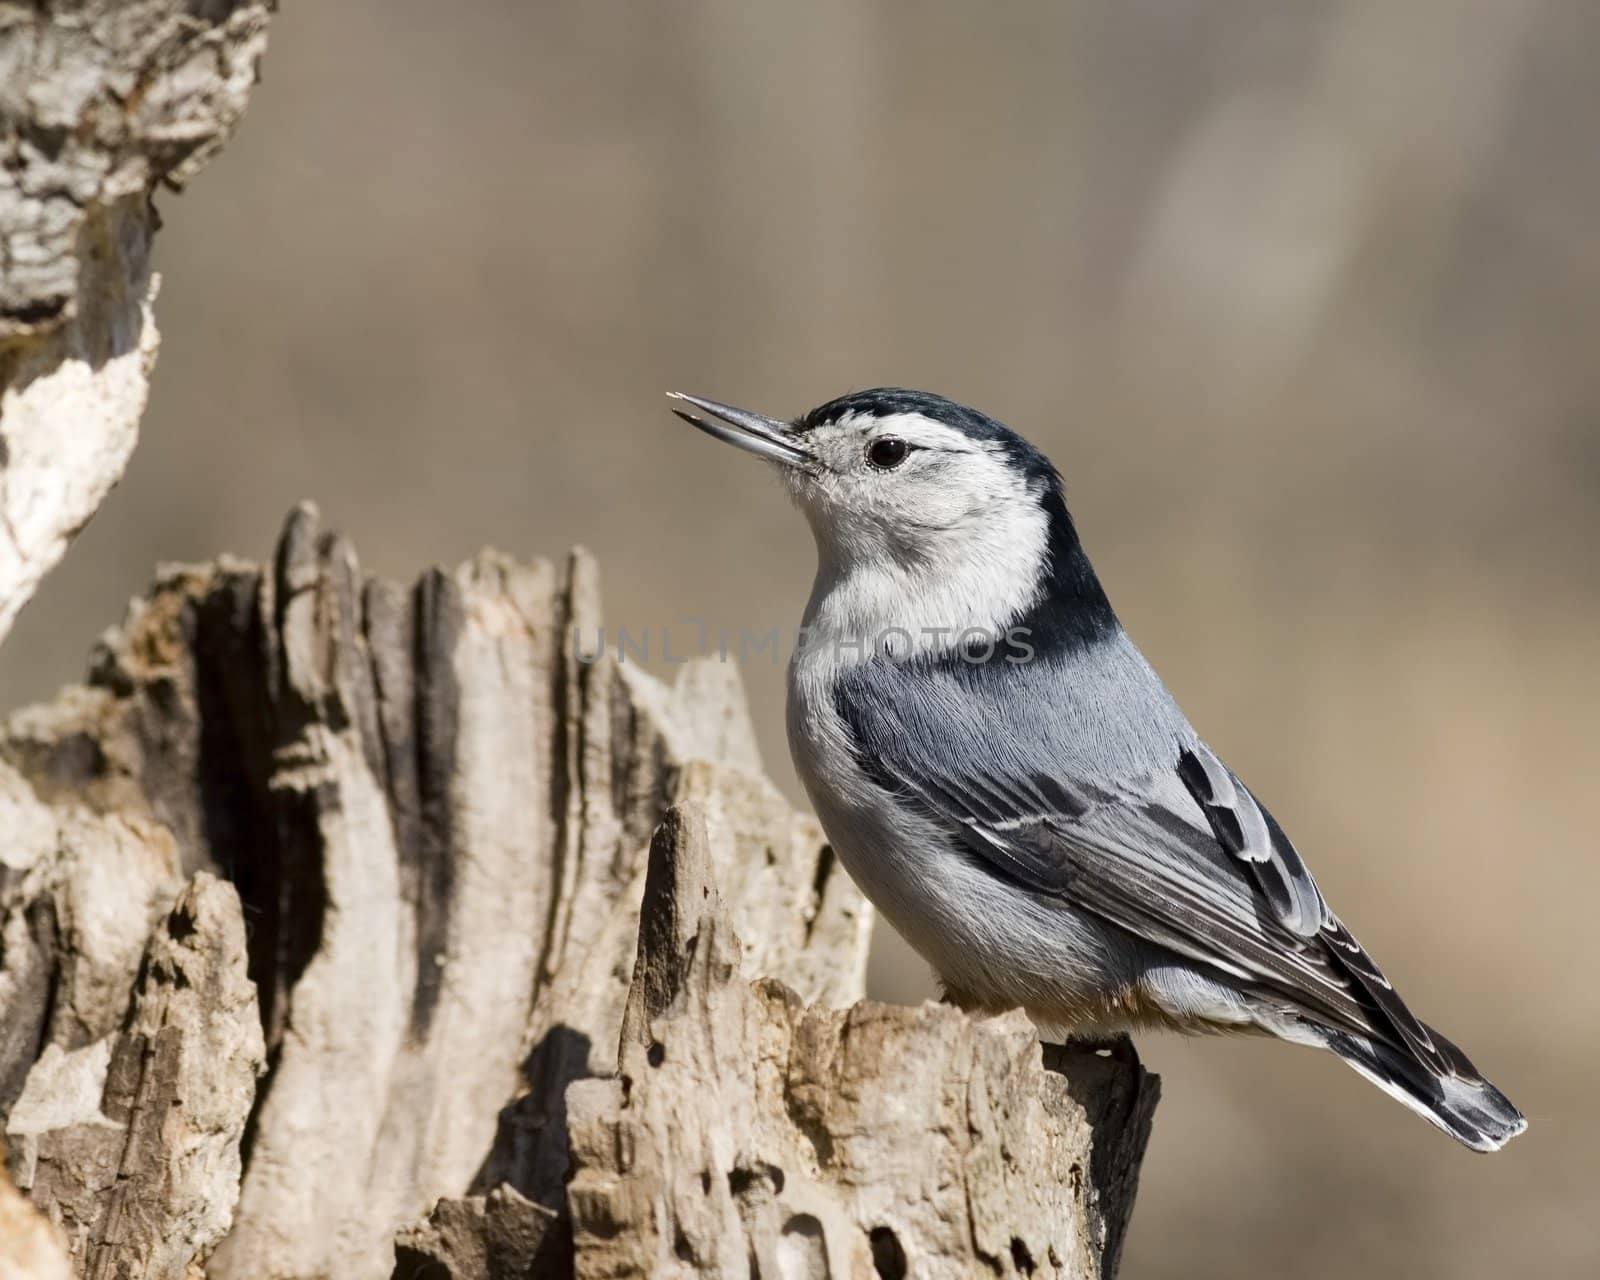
[1050,1031,1142,1071]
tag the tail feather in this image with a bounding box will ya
[1321,1023,1526,1153]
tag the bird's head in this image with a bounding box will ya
[668,387,1118,657]
[668,387,1063,577]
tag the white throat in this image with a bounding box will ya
[797,496,1049,665]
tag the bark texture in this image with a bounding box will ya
[7,874,262,1277]
[0,510,1157,1278]
[0,1142,70,1280]
[561,803,1159,1280]
[0,0,274,644]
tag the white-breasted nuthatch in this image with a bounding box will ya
[667,387,1525,1152]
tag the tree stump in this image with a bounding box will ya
[0,509,1157,1278]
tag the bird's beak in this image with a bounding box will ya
[666,392,813,468]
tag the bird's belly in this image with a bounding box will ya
[817,792,1124,1006]
[786,673,1141,1021]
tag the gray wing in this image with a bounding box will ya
[834,657,1448,1069]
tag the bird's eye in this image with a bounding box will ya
[867,437,910,470]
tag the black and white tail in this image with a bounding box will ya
[1318,1022,1526,1152]
[1303,916,1528,1151]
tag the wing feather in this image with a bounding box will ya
[834,657,1449,1069]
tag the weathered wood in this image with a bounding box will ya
[394,1185,566,1280]
[0,509,873,1277]
[0,0,274,644]
[559,801,1159,1280]
[0,1140,70,1280]
[1,509,1156,1278]
[7,875,263,1278]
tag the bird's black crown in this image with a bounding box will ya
[800,387,1120,655]
[797,388,1062,489]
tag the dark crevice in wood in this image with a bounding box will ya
[410,568,463,1040]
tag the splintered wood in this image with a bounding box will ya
[1,509,1154,1278]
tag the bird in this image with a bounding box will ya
[665,386,1526,1153]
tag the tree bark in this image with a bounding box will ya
[0,508,1157,1279]
[0,0,273,645]
[560,802,1158,1280]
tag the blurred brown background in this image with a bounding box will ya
[2,1,1596,1275]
